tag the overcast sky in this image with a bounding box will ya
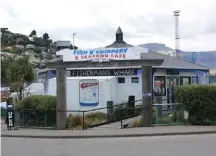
[1,0,216,51]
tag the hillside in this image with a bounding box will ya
[1,28,77,55]
[139,43,216,69]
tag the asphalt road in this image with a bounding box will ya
[2,134,216,156]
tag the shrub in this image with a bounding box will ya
[1,107,7,118]
[133,118,143,127]
[113,104,155,121]
[67,114,87,130]
[176,85,216,125]
[67,112,107,130]
[16,95,56,127]
[16,95,56,110]
[85,112,107,121]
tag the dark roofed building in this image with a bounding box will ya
[105,27,134,48]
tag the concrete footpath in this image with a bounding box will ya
[1,126,216,139]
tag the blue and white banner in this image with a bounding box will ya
[56,46,147,62]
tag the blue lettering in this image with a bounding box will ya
[73,48,129,55]
[90,50,94,55]
[100,50,105,54]
[76,50,88,55]
[73,50,77,54]
[95,50,99,54]
[111,50,115,53]
[123,48,128,53]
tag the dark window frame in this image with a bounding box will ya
[180,76,192,85]
[131,77,139,83]
[192,76,198,84]
[118,77,125,83]
[154,76,166,96]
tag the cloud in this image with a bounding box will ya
[1,0,216,51]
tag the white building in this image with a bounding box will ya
[26,44,35,49]
[36,27,210,112]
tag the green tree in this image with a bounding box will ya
[33,37,46,47]
[33,47,42,54]
[10,48,23,55]
[29,30,37,37]
[1,28,9,33]
[6,55,35,100]
[1,56,14,86]
[43,33,49,40]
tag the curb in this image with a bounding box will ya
[2,131,216,139]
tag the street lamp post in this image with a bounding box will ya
[73,33,76,50]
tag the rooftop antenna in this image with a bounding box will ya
[174,10,181,59]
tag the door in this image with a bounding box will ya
[166,76,179,109]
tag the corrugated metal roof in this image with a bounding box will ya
[141,51,209,70]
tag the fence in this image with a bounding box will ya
[10,97,185,130]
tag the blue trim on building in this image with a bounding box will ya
[80,102,99,106]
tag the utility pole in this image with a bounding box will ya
[73,33,76,50]
[174,10,181,59]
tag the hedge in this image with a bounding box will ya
[176,85,216,125]
[16,95,56,110]
[16,95,56,127]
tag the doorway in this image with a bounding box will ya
[166,76,179,109]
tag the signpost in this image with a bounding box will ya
[7,104,15,130]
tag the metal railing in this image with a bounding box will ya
[10,96,185,130]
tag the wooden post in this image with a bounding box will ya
[107,101,114,122]
[141,66,153,127]
[56,68,67,129]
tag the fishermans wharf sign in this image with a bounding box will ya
[56,47,147,62]
[70,68,141,77]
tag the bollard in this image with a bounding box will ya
[82,111,85,130]
[107,101,114,122]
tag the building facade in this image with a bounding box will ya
[37,27,210,109]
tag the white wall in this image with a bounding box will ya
[113,75,143,106]
[47,77,114,113]
[46,69,209,113]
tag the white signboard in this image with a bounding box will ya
[79,79,99,106]
[56,46,147,62]
[196,71,210,84]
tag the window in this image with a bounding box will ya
[131,77,139,83]
[210,75,216,84]
[192,77,198,84]
[180,77,191,85]
[154,76,166,96]
[118,77,125,83]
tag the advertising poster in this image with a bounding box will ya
[79,79,99,106]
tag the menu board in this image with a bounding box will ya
[79,79,99,106]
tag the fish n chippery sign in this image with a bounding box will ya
[56,47,141,62]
